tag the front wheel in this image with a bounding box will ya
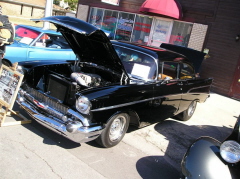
[96,113,130,148]
[177,100,197,121]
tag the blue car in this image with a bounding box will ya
[3,24,76,66]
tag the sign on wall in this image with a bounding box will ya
[101,0,120,6]
[0,65,23,109]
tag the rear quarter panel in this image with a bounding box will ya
[178,77,213,113]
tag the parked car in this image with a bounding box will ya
[2,24,76,66]
[16,16,213,148]
[181,116,240,179]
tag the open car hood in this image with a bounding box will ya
[33,16,126,76]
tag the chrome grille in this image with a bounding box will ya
[26,88,69,115]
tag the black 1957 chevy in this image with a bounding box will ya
[16,16,213,148]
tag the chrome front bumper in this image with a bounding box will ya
[17,89,104,143]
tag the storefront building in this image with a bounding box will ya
[76,0,240,100]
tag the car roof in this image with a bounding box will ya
[15,24,61,35]
[111,40,190,63]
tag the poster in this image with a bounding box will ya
[0,65,23,109]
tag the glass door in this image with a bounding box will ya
[149,18,173,47]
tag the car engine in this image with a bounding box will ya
[70,72,101,87]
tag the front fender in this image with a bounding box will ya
[181,137,232,179]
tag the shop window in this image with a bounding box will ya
[88,8,104,29]
[169,21,193,47]
[149,18,173,47]
[131,15,153,45]
[101,10,118,39]
[87,8,206,52]
[115,12,135,41]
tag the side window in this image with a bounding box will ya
[114,45,157,80]
[158,62,178,80]
[180,63,195,79]
[33,34,49,48]
[33,34,70,49]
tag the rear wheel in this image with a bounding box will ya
[178,100,197,121]
[96,113,130,148]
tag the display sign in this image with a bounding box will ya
[0,64,23,109]
[101,0,120,6]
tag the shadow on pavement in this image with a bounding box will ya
[153,119,233,163]
[136,155,180,179]
[12,104,81,149]
[136,118,233,178]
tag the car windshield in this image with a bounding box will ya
[15,25,41,44]
[113,45,157,80]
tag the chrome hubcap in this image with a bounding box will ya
[188,101,196,116]
[109,116,126,142]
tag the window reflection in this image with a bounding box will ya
[101,10,118,39]
[131,15,152,45]
[169,21,193,47]
[88,8,104,29]
[115,12,135,41]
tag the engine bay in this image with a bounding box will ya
[22,62,122,105]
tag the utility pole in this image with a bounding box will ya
[43,0,53,29]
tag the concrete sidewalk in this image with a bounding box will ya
[0,92,239,178]
[0,114,106,179]
[122,92,240,170]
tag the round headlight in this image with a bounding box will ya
[220,140,240,163]
[17,65,24,74]
[17,65,28,75]
[76,96,91,114]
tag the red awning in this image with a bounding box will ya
[139,0,182,19]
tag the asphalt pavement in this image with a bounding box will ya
[0,92,239,179]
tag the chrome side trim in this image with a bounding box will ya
[91,87,210,112]
[91,94,181,112]
[91,97,155,112]
[187,85,211,93]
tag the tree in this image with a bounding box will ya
[66,0,78,11]
[53,0,60,6]
[53,0,78,11]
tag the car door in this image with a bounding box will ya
[153,61,182,117]
[26,33,76,61]
[5,44,29,63]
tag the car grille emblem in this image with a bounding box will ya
[33,99,46,109]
